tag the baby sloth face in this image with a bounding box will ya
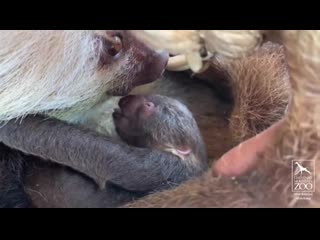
[113,95,207,162]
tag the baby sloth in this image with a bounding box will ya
[113,95,207,163]
[25,95,208,208]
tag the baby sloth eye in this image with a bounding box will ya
[107,35,123,57]
[138,101,155,119]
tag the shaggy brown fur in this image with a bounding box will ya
[196,42,290,144]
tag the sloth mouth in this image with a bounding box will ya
[107,51,168,97]
[112,108,124,120]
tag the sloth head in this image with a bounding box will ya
[0,30,168,121]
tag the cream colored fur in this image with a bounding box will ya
[0,30,137,122]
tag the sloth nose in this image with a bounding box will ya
[156,50,169,68]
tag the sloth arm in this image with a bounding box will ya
[212,120,284,177]
[0,115,188,191]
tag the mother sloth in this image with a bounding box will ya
[0,30,169,207]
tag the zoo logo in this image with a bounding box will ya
[292,160,315,193]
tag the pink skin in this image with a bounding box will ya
[177,149,191,155]
[212,119,284,177]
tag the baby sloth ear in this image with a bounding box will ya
[164,146,192,160]
[176,147,192,156]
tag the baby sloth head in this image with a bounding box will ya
[112,95,207,164]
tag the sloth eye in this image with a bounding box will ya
[108,35,123,57]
